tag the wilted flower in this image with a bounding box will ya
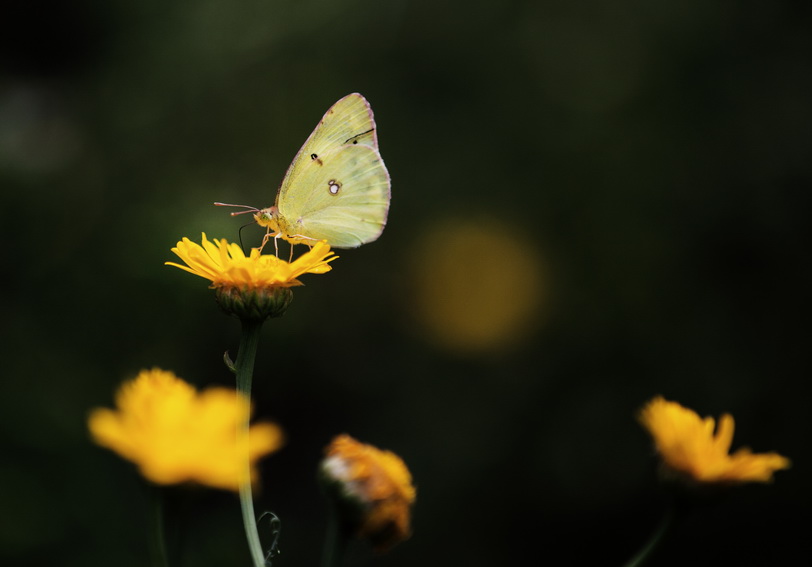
[320,434,415,551]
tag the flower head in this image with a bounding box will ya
[166,234,337,320]
[638,396,790,485]
[88,368,283,491]
[320,434,416,551]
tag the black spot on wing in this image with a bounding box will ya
[343,128,375,145]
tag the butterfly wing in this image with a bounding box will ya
[275,93,391,248]
[276,144,390,248]
[297,92,380,152]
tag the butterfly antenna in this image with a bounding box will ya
[214,202,260,217]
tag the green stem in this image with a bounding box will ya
[149,485,170,567]
[321,501,349,567]
[234,319,265,567]
[622,506,673,567]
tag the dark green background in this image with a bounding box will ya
[2,1,809,565]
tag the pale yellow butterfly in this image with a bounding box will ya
[217,93,391,249]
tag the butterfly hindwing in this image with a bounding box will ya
[277,143,390,247]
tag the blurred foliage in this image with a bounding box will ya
[2,0,810,566]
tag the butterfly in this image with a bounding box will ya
[217,93,391,250]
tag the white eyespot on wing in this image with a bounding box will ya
[328,179,342,195]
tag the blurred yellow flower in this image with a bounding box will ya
[166,233,337,289]
[88,368,283,491]
[409,218,545,355]
[320,434,415,551]
[639,396,790,485]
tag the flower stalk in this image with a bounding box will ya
[234,318,266,567]
[321,499,351,567]
[149,485,171,567]
[622,505,673,567]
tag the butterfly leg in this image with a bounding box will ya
[289,234,320,248]
[259,229,282,257]
[259,230,271,253]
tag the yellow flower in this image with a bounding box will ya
[638,396,790,485]
[166,233,337,319]
[166,233,336,288]
[88,368,283,491]
[320,434,416,551]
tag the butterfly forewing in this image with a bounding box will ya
[307,93,379,150]
[276,94,378,205]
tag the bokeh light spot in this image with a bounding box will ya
[407,218,547,356]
